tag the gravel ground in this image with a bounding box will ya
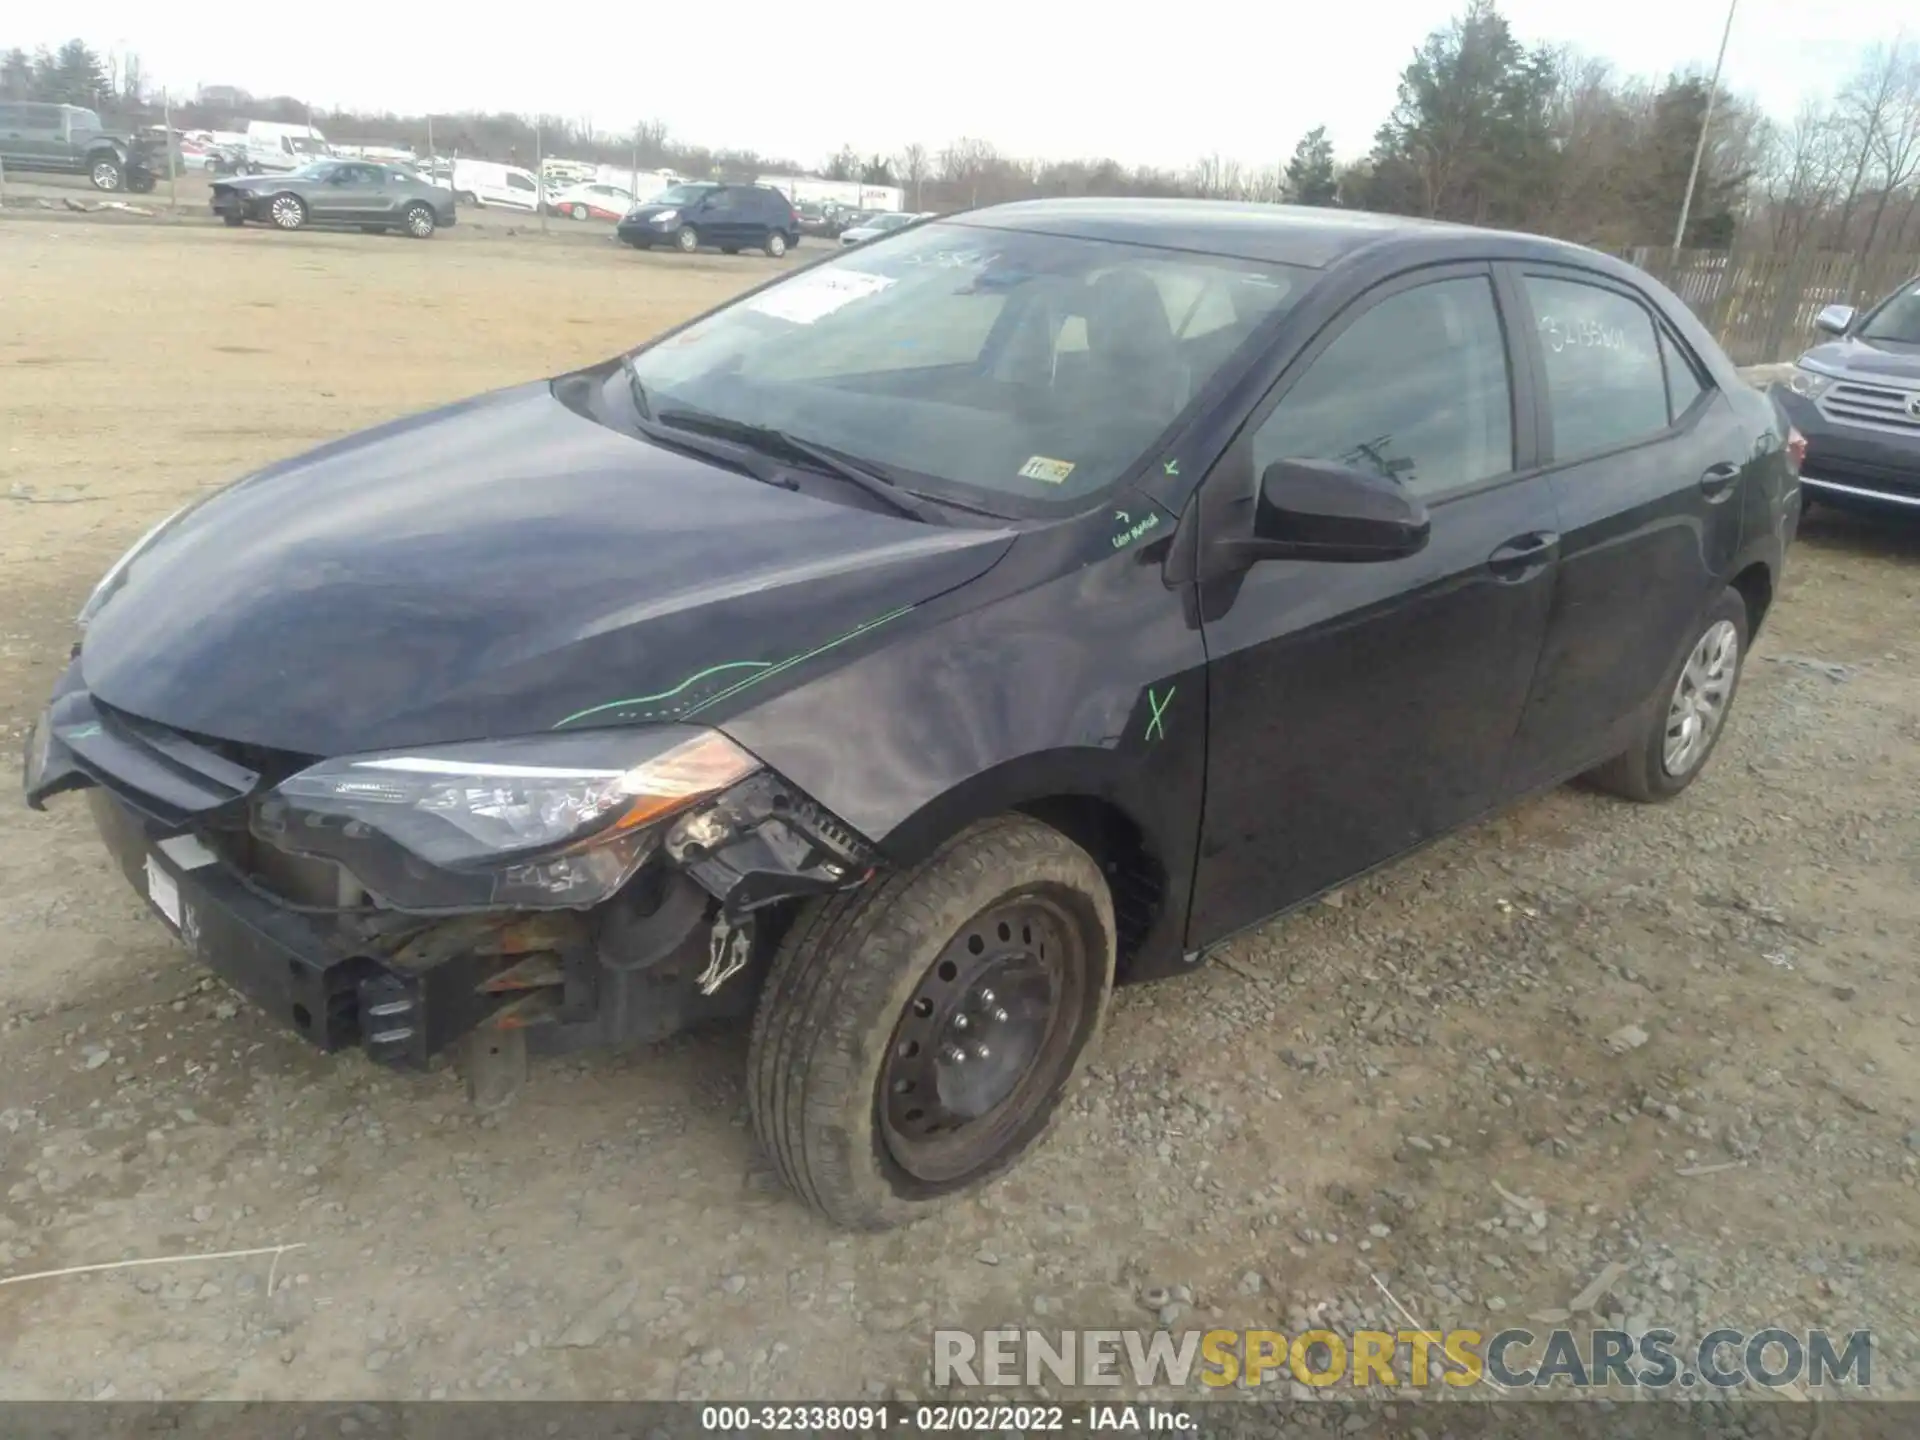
[1,217,1916,1409]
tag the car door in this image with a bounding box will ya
[1187,264,1560,946]
[18,103,66,170]
[685,187,725,244]
[305,163,365,220]
[1497,264,1748,789]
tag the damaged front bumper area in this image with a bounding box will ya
[23,685,877,1075]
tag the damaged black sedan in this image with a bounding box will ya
[25,200,1797,1229]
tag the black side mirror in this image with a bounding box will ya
[1240,459,1431,563]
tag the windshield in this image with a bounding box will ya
[1858,282,1920,347]
[625,221,1310,515]
[650,184,715,206]
[865,214,911,231]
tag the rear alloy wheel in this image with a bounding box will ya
[268,193,307,231]
[1588,587,1749,803]
[675,225,699,253]
[765,231,789,258]
[89,156,125,191]
[403,203,436,239]
[571,203,589,220]
[748,815,1114,1230]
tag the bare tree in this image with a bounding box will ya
[895,141,930,208]
[1830,39,1917,248]
[938,137,998,208]
[1192,152,1243,198]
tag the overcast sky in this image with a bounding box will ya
[16,0,1912,170]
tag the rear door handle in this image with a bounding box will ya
[1487,531,1559,580]
[1700,462,1741,498]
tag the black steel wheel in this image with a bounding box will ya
[748,815,1114,1230]
[879,895,1086,1185]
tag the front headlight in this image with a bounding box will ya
[1788,366,1837,400]
[252,727,759,911]
[650,208,678,225]
[77,503,194,630]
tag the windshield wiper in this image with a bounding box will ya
[655,409,948,525]
[618,352,654,420]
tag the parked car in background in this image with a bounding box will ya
[243,120,330,175]
[1772,278,1920,516]
[839,211,931,246]
[616,182,800,257]
[434,158,543,211]
[26,200,1795,1232]
[210,160,455,237]
[547,182,634,221]
[0,102,157,191]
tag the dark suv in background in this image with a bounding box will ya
[617,182,801,257]
[1773,277,1920,516]
[0,101,157,192]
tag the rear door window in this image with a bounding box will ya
[1522,274,1671,458]
[1660,328,1708,420]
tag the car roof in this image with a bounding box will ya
[949,197,1606,272]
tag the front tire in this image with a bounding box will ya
[748,815,1114,1230]
[268,193,307,231]
[674,225,699,253]
[89,156,125,191]
[403,202,436,239]
[1588,588,1749,803]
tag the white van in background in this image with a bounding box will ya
[438,158,543,211]
[243,120,330,173]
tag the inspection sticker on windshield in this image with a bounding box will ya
[1018,456,1076,485]
[745,269,894,325]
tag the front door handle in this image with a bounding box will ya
[1700,462,1741,498]
[1487,531,1559,580]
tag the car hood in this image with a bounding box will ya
[78,381,1015,758]
[219,173,302,191]
[1801,337,1920,382]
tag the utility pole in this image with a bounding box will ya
[163,87,177,212]
[1672,0,1739,257]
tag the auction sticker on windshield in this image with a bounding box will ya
[1019,456,1076,484]
[746,270,895,325]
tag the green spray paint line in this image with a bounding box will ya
[1145,684,1175,742]
[553,660,771,729]
[682,604,918,718]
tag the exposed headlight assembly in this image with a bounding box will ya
[1788,365,1837,400]
[650,208,679,225]
[252,727,760,911]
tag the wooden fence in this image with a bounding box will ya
[1618,246,1920,366]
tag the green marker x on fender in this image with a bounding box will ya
[1145,684,1175,742]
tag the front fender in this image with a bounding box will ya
[718,506,1207,977]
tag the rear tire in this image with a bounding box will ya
[674,225,699,253]
[747,815,1114,1231]
[766,231,789,258]
[571,203,589,220]
[223,213,246,227]
[1588,588,1749,803]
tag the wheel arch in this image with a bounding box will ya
[1730,559,1774,639]
[875,752,1180,982]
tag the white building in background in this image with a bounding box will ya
[757,176,903,212]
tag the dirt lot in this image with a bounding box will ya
[2,217,1918,1408]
